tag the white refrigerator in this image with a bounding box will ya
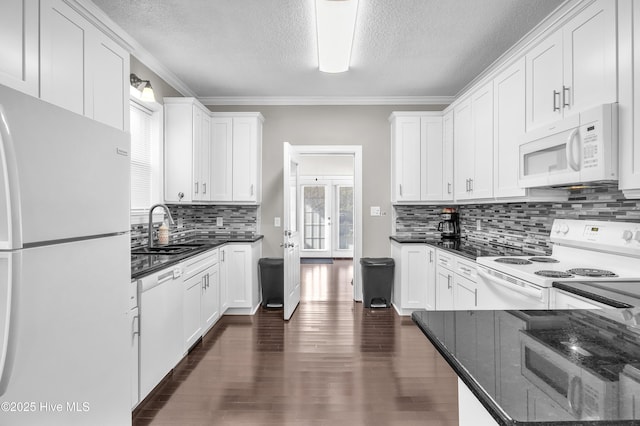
[0,84,131,425]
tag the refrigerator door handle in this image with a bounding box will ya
[0,105,23,250]
[0,253,19,396]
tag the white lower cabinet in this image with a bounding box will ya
[220,241,262,315]
[391,241,429,315]
[454,258,478,309]
[435,250,455,310]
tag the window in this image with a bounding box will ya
[129,97,163,223]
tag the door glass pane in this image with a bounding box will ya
[303,186,325,250]
[338,186,353,250]
[289,160,298,233]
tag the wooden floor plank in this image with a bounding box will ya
[133,260,459,425]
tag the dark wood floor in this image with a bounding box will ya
[133,260,458,426]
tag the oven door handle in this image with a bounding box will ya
[477,269,543,299]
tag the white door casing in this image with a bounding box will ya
[283,142,301,321]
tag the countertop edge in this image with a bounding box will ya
[131,236,264,281]
[411,312,512,426]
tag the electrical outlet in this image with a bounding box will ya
[216,217,223,227]
[274,217,281,227]
[370,206,381,216]
[476,219,481,231]
[177,218,184,229]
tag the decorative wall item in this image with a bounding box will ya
[394,187,640,254]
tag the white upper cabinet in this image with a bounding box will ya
[164,98,211,203]
[39,0,129,130]
[454,81,494,201]
[390,115,422,202]
[619,0,640,198]
[442,110,455,201]
[494,58,526,198]
[390,112,446,203]
[0,0,38,96]
[210,113,263,203]
[526,0,616,131]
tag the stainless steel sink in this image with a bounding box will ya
[131,244,204,256]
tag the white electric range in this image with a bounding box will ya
[474,219,640,309]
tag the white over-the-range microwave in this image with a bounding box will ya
[519,103,618,189]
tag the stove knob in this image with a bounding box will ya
[622,230,634,242]
[559,224,569,234]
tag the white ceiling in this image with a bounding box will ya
[92,0,565,102]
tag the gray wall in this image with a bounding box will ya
[208,104,444,257]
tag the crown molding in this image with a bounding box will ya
[67,0,197,98]
[199,96,454,106]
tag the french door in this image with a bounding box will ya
[300,178,353,258]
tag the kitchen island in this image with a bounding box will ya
[412,308,640,425]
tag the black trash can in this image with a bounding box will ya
[360,258,395,308]
[258,258,284,308]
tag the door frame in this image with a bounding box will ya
[294,146,363,302]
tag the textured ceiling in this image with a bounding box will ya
[92,0,564,99]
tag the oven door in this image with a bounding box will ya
[476,266,548,310]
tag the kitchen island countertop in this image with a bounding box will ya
[412,308,640,425]
[131,234,264,280]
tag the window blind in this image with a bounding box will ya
[130,101,153,210]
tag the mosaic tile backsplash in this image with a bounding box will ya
[131,204,259,248]
[394,187,640,254]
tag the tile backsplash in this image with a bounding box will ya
[131,204,259,248]
[394,186,640,254]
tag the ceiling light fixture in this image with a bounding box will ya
[130,73,156,102]
[315,0,359,73]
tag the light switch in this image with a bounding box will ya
[216,217,223,226]
[370,206,381,216]
[274,217,281,227]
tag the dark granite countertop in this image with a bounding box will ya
[412,308,640,425]
[389,235,540,260]
[131,234,263,280]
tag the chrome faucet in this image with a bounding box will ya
[148,204,175,248]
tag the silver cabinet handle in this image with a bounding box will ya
[469,179,473,192]
[399,184,403,197]
[474,288,478,307]
[553,90,561,112]
[195,181,199,194]
[562,85,570,108]
[132,314,140,337]
[429,251,433,263]
[465,179,470,192]
[447,275,452,289]
[203,183,207,194]
[250,184,254,196]
[447,182,452,194]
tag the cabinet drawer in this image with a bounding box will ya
[456,258,477,281]
[183,249,218,279]
[436,250,455,269]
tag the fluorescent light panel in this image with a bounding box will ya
[316,0,359,73]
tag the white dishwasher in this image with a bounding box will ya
[138,267,183,401]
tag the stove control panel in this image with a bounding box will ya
[551,219,640,256]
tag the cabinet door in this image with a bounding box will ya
[232,117,259,202]
[563,0,617,115]
[211,117,233,202]
[621,0,640,194]
[164,101,194,203]
[219,247,230,313]
[436,268,454,310]
[227,245,251,308]
[0,0,38,96]
[201,264,220,332]
[525,30,563,131]
[401,245,428,310]
[470,82,494,199]
[392,116,422,201]
[89,32,129,130]
[192,106,204,201]
[421,116,444,201]
[454,274,478,310]
[453,98,473,200]
[442,110,455,201]
[495,312,528,419]
[40,0,91,116]
[494,58,526,198]
[193,110,211,201]
[183,273,203,352]
[425,247,436,310]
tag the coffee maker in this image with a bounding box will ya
[437,208,460,239]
